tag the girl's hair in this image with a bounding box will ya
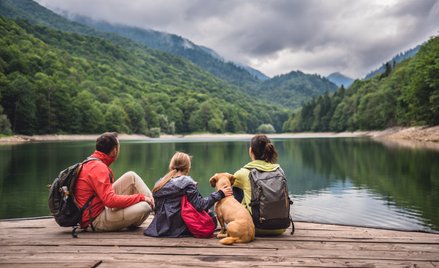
[250,134,278,163]
[152,152,192,193]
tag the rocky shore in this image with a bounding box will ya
[1,126,438,148]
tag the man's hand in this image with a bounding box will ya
[144,196,155,209]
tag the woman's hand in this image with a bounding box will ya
[144,196,155,209]
[219,185,233,197]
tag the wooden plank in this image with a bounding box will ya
[3,219,437,240]
[1,244,438,260]
[0,261,101,268]
[1,237,438,253]
[1,253,438,268]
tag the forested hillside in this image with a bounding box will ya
[364,45,421,79]
[67,16,264,89]
[2,0,434,137]
[53,12,337,109]
[0,0,341,121]
[1,0,264,90]
[0,16,288,135]
[283,36,439,132]
[255,71,338,110]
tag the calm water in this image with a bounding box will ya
[0,137,438,232]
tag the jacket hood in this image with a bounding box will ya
[244,160,279,172]
[91,150,115,166]
[153,175,197,198]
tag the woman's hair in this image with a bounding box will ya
[152,152,192,193]
[250,134,278,163]
[96,132,118,155]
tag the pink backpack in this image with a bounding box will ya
[181,195,215,238]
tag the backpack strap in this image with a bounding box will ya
[281,167,295,235]
[277,167,295,235]
[71,193,96,238]
[289,199,295,235]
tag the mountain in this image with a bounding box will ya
[256,71,338,110]
[237,63,270,81]
[284,36,439,132]
[54,13,267,88]
[0,1,289,135]
[0,0,345,136]
[364,45,421,79]
[326,72,354,88]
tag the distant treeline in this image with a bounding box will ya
[283,36,439,132]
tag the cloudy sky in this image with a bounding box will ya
[36,0,438,79]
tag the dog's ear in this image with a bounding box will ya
[229,174,236,186]
[209,174,218,187]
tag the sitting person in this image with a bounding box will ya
[75,132,155,232]
[233,134,289,236]
[144,151,232,237]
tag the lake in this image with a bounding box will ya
[0,137,438,232]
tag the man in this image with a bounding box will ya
[75,132,154,231]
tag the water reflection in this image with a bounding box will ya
[0,138,437,232]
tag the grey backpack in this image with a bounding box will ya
[249,167,294,234]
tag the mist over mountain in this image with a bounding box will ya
[0,0,290,135]
[55,13,268,88]
[364,45,421,79]
[3,0,428,137]
[21,3,333,110]
[284,36,439,132]
[326,72,354,88]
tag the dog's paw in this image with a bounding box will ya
[216,233,227,239]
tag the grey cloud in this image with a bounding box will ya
[391,0,438,17]
[36,0,438,78]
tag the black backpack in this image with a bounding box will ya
[249,167,295,234]
[48,157,98,237]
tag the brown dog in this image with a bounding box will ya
[209,173,255,245]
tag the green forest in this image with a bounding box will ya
[283,36,439,132]
[0,16,289,135]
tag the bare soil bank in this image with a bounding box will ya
[1,126,438,149]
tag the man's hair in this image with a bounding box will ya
[96,132,119,155]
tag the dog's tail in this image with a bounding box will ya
[219,236,239,245]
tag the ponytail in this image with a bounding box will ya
[263,142,278,163]
[152,169,177,193]
[250,134,278,163]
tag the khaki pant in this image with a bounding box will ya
[92,171,152,232]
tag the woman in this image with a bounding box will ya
[233,134,288,236]
[144,151,232,237]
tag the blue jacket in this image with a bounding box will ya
[144,175,223,237]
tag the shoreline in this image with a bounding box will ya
[1,126,438,148]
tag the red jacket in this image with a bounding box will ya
[75,150,145,228]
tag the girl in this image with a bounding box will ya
[144,152,232,237]
[233,134,288,236]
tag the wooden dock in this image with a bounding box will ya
[1,217,438,267]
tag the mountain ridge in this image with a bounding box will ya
[364,45,421,79]
[257,70,338,110]
[57,12,268,88]
[0,5,289,135]
[326,72,354,88]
